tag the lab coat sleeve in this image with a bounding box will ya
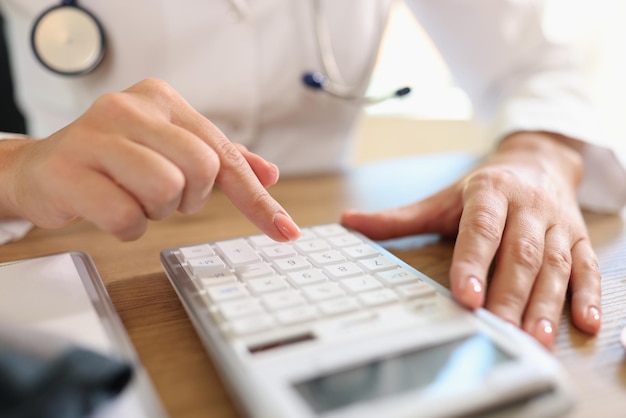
[404,0,626,213]
[0,133,34,244]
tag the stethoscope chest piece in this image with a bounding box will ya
[31,2,106,76]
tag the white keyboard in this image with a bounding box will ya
[160,224,574,418]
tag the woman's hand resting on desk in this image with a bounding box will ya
[0,78,300,242]
[341,131,601,350]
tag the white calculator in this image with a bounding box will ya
[160,223,574,418]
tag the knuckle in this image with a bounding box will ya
[216,139,242,166]
[544,248,572,275]
[510,237,543,270]
[137,172,185,221]
[467,168,554,212]
[463,211,501,243]
[177,150,219,215]
[216,138,247,169]
[178,190,212,215]
[190,149,221,185]
[572,237,600,272]
[102,202,146,239]
[158,170,186,201]
[141,77,172,91]
[91,92,128,113]
[149,173,185,209]
[140,78,178,102]
[89,92,142,123]
[248,188,274,214]
[94,79,179,122]
[579,252,600,273]
[467,168,514,190]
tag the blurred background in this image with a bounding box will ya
[353,0,626,164]
[1,2,623,164]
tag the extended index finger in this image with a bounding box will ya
[163,88,300,241]
[215,138,300,241]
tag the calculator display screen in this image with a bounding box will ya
[293,334,513,414]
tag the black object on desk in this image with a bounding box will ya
[0,323,132,418]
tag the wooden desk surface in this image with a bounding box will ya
[2,153,626,418]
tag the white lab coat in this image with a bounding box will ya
[0,0,625,243]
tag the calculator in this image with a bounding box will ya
[160,223,574,418]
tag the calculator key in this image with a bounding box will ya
[218,299,265,320]
[198,274,237,287]
[179,244,215,260]
[301,282,345,302]
[342,244,379,260]
[206,283,249,302]
[295,228,317,241]
[406,296,449,317]
[358,288,399,307]
[287,269,328,287]
[229,315,276,336]
[216,239,262,266]
[237,263,276,280]
[273,256,312,273]
[376,268,421,286]
[358,256,397,272]
[312,224,348,237]
[247,276,288,294]
[309,250,346,266]
[396,281,436,299]
[262,290,306,310]
[187,255,227,276]
[323,262,363,279]
[328,234,362,248]
[190,277,207,292]
[339,275,382,293]
[295,239,330,253]
[274,305,318,325]
[317,297,360,316]
[248,235,278,248]
[261,244,298,259]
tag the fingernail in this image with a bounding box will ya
[585,306,601,330]
[273,212,300,241]
[459,276,483,308]
[534,318,555,349]
[467,276,482,293]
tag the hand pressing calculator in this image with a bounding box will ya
[160,223,574,418]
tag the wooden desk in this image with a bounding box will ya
[2,153,626,418]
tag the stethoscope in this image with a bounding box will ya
[31,1,106,76]
[31,0,410,104]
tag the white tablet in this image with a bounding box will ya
[0,252,168,418]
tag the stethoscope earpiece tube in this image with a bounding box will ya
[31,1,106,76]
[303,0,411,104]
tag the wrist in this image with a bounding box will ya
[0,138,37,219]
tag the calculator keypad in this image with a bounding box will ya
[175,224,444,339]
